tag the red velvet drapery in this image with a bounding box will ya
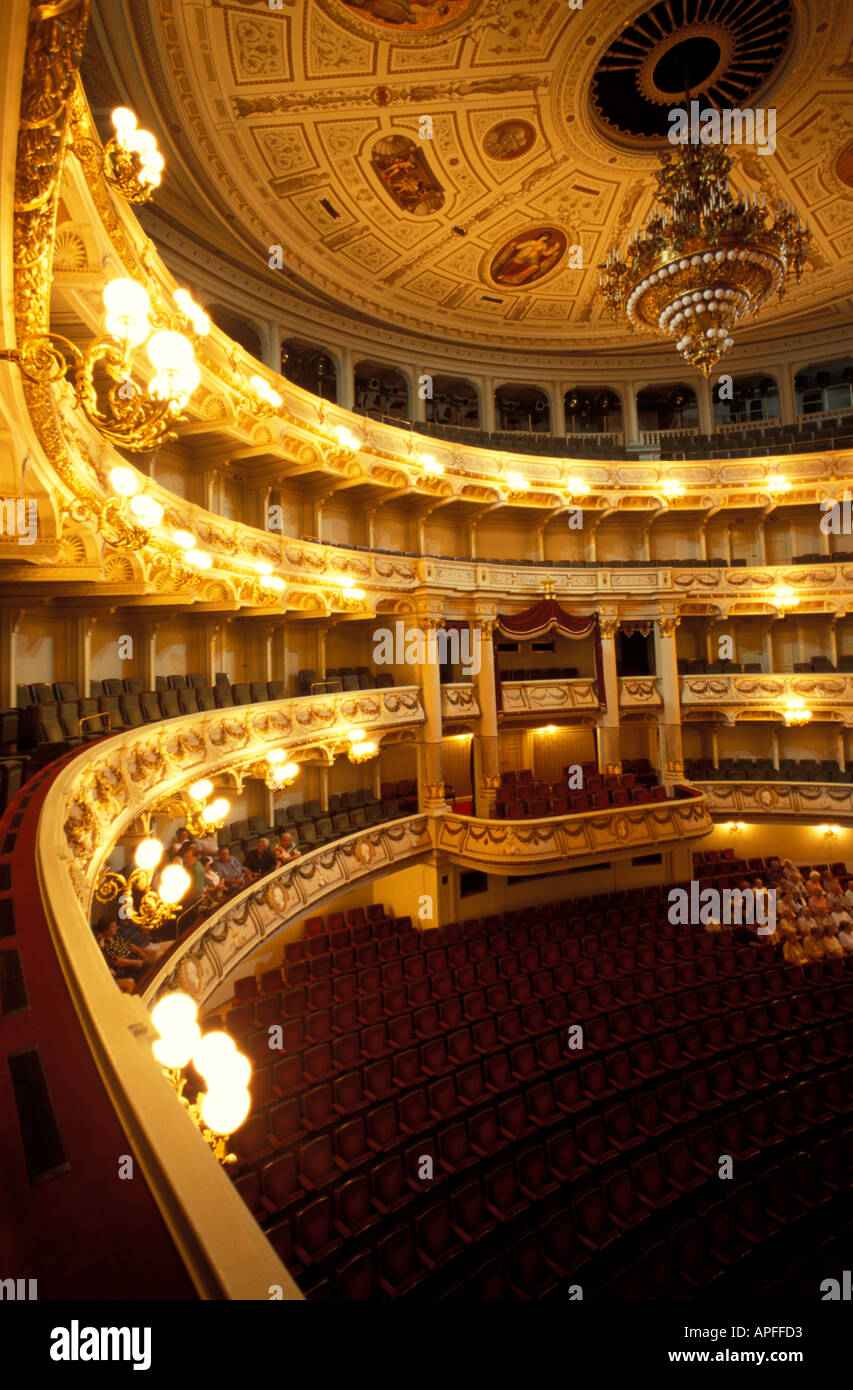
[494,601,606,711]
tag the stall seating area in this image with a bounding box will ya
[218,875,853,1299]
[693,849,850,886]
[495,760,661,819]
[217,787,419,860]
[686,757,851,785]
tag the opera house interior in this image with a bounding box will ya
[3,0,853,1321]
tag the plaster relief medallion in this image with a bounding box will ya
[483,119,536,161]
[836,141,853,190]
[488,226,567,287]
[178,957,202,999]
[370,135,445,214]
[334,0,476,34]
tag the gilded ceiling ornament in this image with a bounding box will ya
[483,120,537,162]
[489,227,567,288]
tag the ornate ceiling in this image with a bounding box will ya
[84,0,853,357]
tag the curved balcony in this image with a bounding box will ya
[701,780,853,820]
[437,789,709,873]
[681,672,853,721]
[34,686,424,1298]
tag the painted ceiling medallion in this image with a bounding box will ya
[591,0,794,142]
[489,227,567,288]
[371,135,444,215]
[483,119,537,162]
[836,142,853,190]
[335,0,476,34]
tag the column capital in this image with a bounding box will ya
[599,617,620,641]
[657,615,681,637]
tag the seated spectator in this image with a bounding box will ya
[827,893,852,928]
[781,923,807,966]
[201,856,221,892]
[100,918,151,984]
[822,922,845,959]
[801,920,827,961]
[274,831,300,864]
[838,921,853,953]
[245,837,276,878]
[215,845,249,890]
[170,826,198,858]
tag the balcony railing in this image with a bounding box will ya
[500,678,600,715]
[681,672,853,713]
[701,780,853,818]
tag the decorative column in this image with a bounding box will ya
[473,618,500,818]
[597,616,622,774]
[836,727,846,773]
[777,362,796,427]
[414,615,446,811]
[0,610,22,706]
[654,614,684,781]
[771,725,780,770]
[552,384,566,437]
[828,619,839,670]
[696,375,714,437]
[315,624,330,682]
[338,347,354,411]
[413,368,427,424]
[202,623,220,687]
[72,615,97,699]
[622,383,640,446]
[141,622,159,693]
[482,378,496,434]
[710,726,720,770]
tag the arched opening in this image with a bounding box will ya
[495,384,551,434]
[207,306,263,363]
[425,377,480,429]
[712,373,779,428]
[564,387,623,436]
[280,341,338,402]
[354,362,410,422]
[794,358,853,420]
[637,383,698,434]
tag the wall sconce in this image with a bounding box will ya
[333,425,360,451]
[539,725,559,735]
[819,824,841,841]
[662,479,686,498]
[505,471,529,493]
[773,585,799,616]
[185,780,230,834]
[95,837,190,930]
[419,453,445,475]
[346,729,378,765]
[71,106,164,204]
[782,697,811,727]
[0,277,202,452]
[338,575,366,604]
[565,476,589,496]
[245,750,300,791]
[722,821,746,834]
[151,993,251,1165]
[766,473,791,494]
[246,373,283,415]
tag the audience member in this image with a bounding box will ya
[274,831,300,864]
[245,837,276,878]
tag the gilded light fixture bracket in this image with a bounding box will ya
[94,866,175,932]
[70,132,157,205]
[0,331,185,453]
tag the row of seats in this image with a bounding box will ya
[680,656,850,676]
[686,757,851,784]
[499,668,579,682]
[217,792,418,858]
[296,669,393,696]
[250,1115,853,1299]
[222,869,852,1296]
[15,670,396,713]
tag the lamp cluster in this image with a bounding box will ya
[347,729,378,764]
[95,836,190,931]
[600,144,809,375]
[150,993,251,1164]
[106,107,164,202]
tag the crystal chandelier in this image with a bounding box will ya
[600,143,809,376]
